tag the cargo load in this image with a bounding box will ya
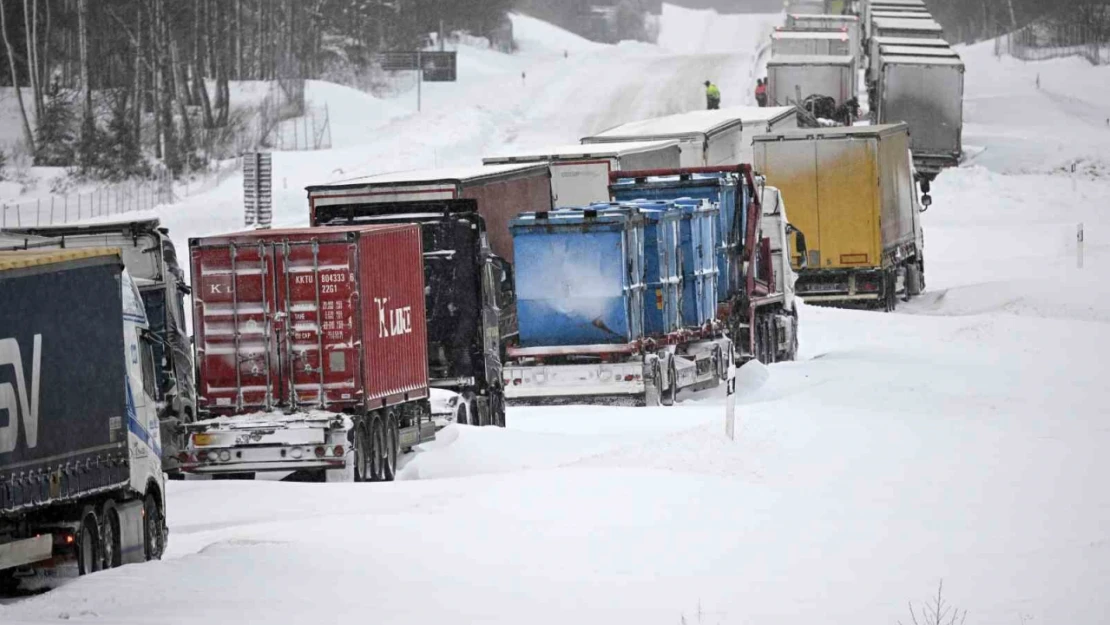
[482,140,682,207]
[766,54,855,108]
[752,123,925,310]
[308,164,552,263]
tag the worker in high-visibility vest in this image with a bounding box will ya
[705,80,721,110]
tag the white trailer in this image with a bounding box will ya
[766,55,856,108]
[876,54,965,177]
[483,140,682,207]
[867,36,951,79]
[869,17,945,64]
[772,29,854,59]
[785,14,862,60]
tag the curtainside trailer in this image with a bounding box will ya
[185,225,434,482]
[308,164,552,263]
[1,249,167,586]
[752,123,925,311]
[482,140,682,207]
[876,54,965,178]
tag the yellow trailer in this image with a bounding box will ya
[752,123,925,310]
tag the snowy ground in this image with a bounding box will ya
[3,6,1110,625]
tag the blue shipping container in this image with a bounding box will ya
[627,201,682,337]
[674,199,719,328]
[510,205,646,347]
[611,173,744,302]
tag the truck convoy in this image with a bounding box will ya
[1,249,167,586]
[182,225,435,482]
[0,219,194,475]
[482,140,682,207]
[752,123,925,311]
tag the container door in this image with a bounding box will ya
[757,140,820,269]
[816,139,879,268]
[624,224,646,341]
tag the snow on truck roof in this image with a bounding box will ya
[766,54,854,66]
[306,162,548,192]
[880,45,959,58]
[773,30,851,40]
[0,247,121,271]
[872,17,944,32]
[585,107,796,142]
[872,36,950,47]
[752,122,910,143]
[483,140,681,164]
[788,13,858,21]
[881,55,965,67]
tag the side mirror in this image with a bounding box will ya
[920,194,932,212]
[920,179,932,194]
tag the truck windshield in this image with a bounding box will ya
[141,288,171,397]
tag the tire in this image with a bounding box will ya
[662,359,678,406]
[100,502,122,570]
[143,493,166,561]
[77,510,100,575]
[643,360,663,407]
[383,411,399,482]
[468,396,483,427]
[491,390,507,428]
[354,422,371,483]
[454,401,469,426]
[884,271,897,312]
[369,417,385,482]
[906,262,923,298]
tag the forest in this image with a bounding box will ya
[0,0,514,179]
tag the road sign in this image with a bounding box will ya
[243,152,272,229]
[421,51,457,82]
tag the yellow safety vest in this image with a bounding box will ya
[707,84,721,100]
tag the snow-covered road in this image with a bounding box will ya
[3,5,1110,625]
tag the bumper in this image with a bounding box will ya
[504,362,647,399]
[182,415,351,475]
[180,442,350,474]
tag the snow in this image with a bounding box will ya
[484,139,681,161]
[4,6,1110,625]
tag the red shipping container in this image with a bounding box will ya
[190,225,428,416]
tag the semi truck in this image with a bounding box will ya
[503,202,732,406]
[0,219,194,475]
[866,36,950,80]
[582,108,797,167]
[785,14,861,59]
[868,17,945,64]
[611,166,803,364]
[0,249,167,587]
[482,140,682,207]
[308,196,513,428]
[182,225,435,482]
[752,123,925,311]
[308,164,553,263]
[766,54,856,108]
[875,53,965,178]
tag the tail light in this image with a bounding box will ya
[858,280,880,293]
[334,445,344,456]
[315,446,325,458]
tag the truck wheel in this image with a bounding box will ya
[100,501,122,570]
[369,417,386,482]
[643,360,663,407]
[764,317,778,364]
[77,510,101,575]
[906,262,923,298]
[354,422,372,482]
[662,360,677,407]
[491,390,507,428]
[454,401,469,427]
[884,271,897,312]
[383,411,399,482]
[143,493,166,561]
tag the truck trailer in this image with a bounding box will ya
[869,17,945,64]
[611,166,803,365]
[766,55,856,108]
[0,249,167,585]
[308,164,552,263]
[876,54,965,177]
[482,140,682,207]
[752,123,925,310]
[503,203,732,406]
[308,196,514,428]
[772,29,854,59]
[0,219,194,475]
[785,14,861,60]
[184,225,435,482]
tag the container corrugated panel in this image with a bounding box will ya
[611,173,742,302]
[510,206,645,347]
[190,225,428,415]
[628,202,682,337]
[674,199,719,328]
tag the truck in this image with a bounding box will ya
[772,29,854,59]
[0,219,194,475]
[875,53,965,177]
[582,107,797,167]
[0,249,167,587]
[766,54,856,108]
[866,36,950,80]
[863,0,929,36]
[482,140,683,207]
[868,17,945,64]
[308,164,552,263]
[785,0,830,14]
[785,13,861,60]
[183,225,435,482]
[610,166,803,365]
[307,196,513,428]
[503,203,732,406]
[752,123,925,311]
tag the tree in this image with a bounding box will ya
[0,0,35,152]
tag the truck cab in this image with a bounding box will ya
[313,199,512,427]
[0,220,195,473]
